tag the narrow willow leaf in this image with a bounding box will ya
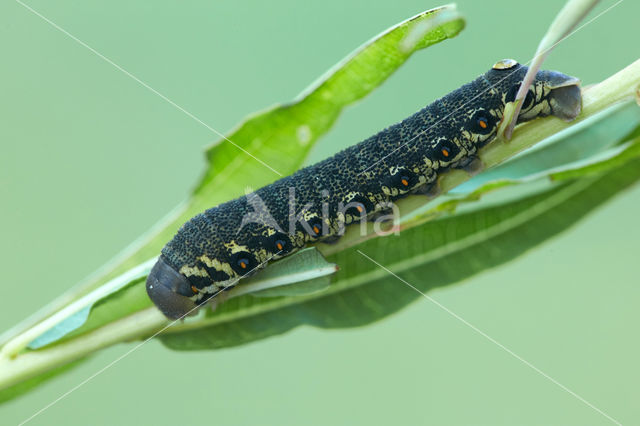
[551,136,640,181]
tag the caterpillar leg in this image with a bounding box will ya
[455,156,484,176]
[320,234,342,244]
[369,203,395,223]
[413,180,440,198]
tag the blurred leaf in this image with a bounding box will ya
[551,135,640,181]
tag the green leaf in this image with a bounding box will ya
[551,135,640,181]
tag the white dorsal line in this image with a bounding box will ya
[12,0,624,424]
[13,0,283,177]
[356,250,622,426]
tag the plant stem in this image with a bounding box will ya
[0,308,167,391]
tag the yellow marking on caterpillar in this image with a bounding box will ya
[198,255,236,277]
[179,265,209,278]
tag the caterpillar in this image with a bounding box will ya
[146,59,582,319]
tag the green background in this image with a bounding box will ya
[1,0,638,424]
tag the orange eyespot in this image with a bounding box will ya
[312,225,321,234]
[276,241,284,250]
[191,285,199,294]
[401,178,409,186]
[234,254,253,272]
[442,148,450,157]
[356,205,364,213]
[478,119,488,129]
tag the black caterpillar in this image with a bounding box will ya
[146,59,581,319]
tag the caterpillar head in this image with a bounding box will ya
[489,58,582,123]
[146,257,197,320]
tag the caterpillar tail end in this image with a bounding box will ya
[146,257,197,320]
[544,71,582,122]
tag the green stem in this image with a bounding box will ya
[0,308,167,391]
